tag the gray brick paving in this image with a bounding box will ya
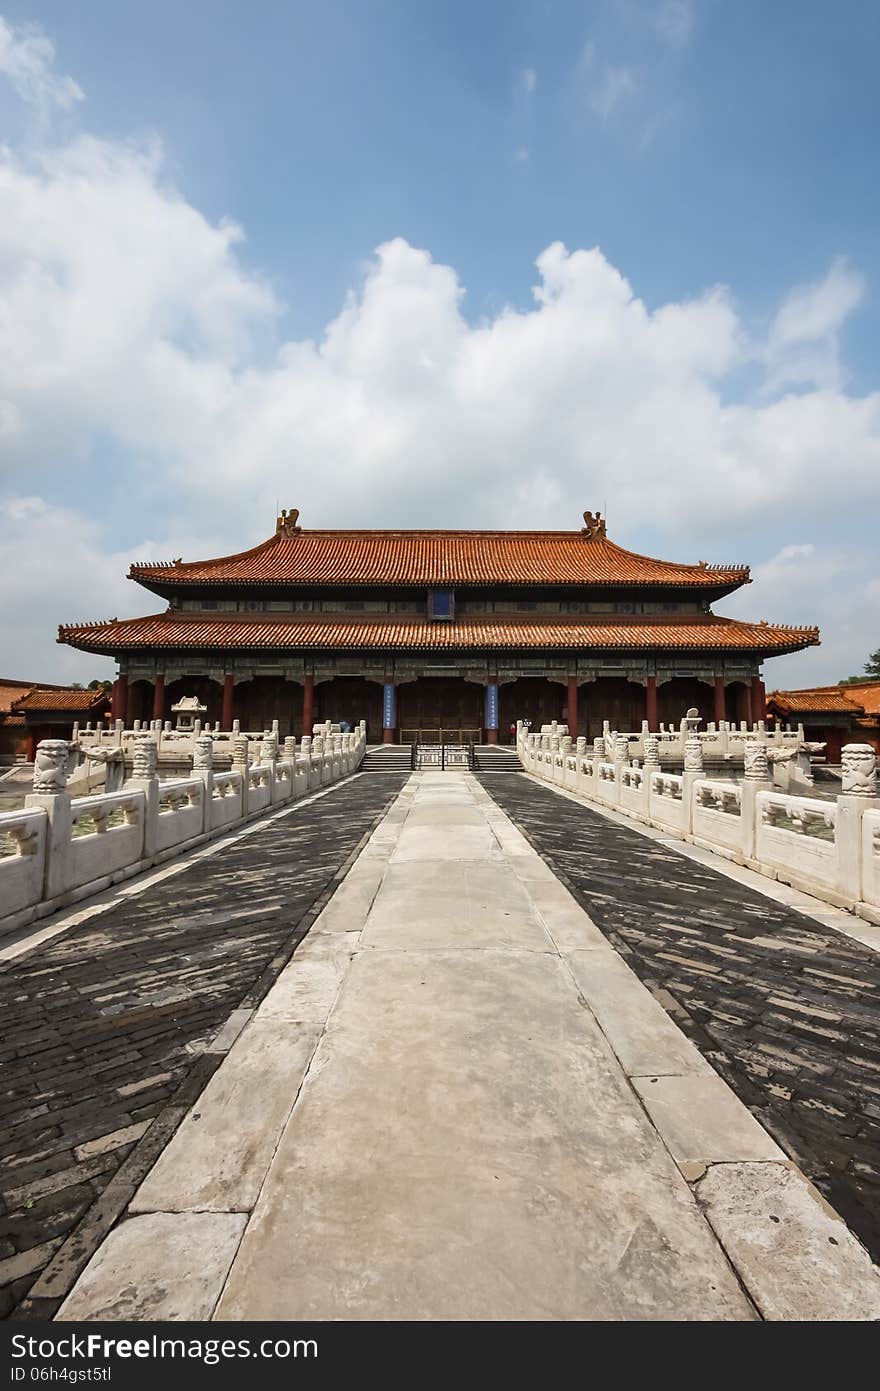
[480,773,880,1263]
[0,774,408,1318]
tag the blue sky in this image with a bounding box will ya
[0,1,878,686]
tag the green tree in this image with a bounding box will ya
[839,649,880,683]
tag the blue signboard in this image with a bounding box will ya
[484,682,499,730]
[382,682,397,729]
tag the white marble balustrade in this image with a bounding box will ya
[518,723,879,926]
[0,722,367,938]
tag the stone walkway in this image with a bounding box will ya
[481,772,880,1263]
[55,773,880,1321]
[1,772,409,1319]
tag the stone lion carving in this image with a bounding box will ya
[743,739,769,781]
[33,740,70,794]
[682,707,701,734]
[683,734,704,773]
[841,743,877,797]
[766,747,795,764]
[260,734,279,764]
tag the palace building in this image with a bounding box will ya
[58,509,819,744]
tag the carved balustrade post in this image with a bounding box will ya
[24,740,73,900]
[232,734,250,817]
[125,734,158,857]
[192,734,213,829]
[838,745,880,903]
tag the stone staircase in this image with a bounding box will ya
[360,744,413,772]
[473,745,522,772]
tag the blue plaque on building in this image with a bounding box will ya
[484,682,499,730]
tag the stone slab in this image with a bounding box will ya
[566,950,712,1077]
[391,824,503,863]
[524,882,611,952]
[404,805,487,827]
[57,1212,247,1321]
[696,1162,880,1321]
[632,1074,786,1167]
[131,1020,322,1214]
[311,866,386,933]
[216,947,754,1321]
[362,860,548,950]
[254,939,356,1023]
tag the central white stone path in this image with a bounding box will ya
[59,772,880,1322]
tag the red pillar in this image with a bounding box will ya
[567,677,578,737]
[302,674,315,736]
[743,683,753,726]
[645,675,658,730]
[153,672,166,721]
[714,675,725,725]
[751,676,766,723]
[111,674,128,724]
[26,731,37,762]
[222,674,235,730]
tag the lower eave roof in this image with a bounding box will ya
[12,688,111,713]
[768,684,880,717]
[58,612,820,657]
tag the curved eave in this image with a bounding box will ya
[131,578,750,604]
[58,614,821,660]
[127,528,751,594]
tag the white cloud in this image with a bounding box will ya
[591,64,637,121]
[722,542,879,689]
[520,67,536,95]
[0,40,877,686]
[764,257,865,391]
[0,16,83,114]
[580,43,638,122]
[652,1,695,48]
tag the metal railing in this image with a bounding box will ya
[400,728,481,746]
[412,743,475,770]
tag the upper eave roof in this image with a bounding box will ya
[58,612,819,657]
[128,527,751,592]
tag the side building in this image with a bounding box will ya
[58,510,819,743]
[767,681,880,761]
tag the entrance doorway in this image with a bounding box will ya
[397,677,483,743]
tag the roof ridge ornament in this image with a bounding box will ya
[581,510,607,539]
[276,507,302,538]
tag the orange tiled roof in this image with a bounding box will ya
[12,687,111,712]
[842,680,880,716]
[59,612,819,656]
[768,681,880,717]
[129,528,751,590]
[0,684,37,714]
